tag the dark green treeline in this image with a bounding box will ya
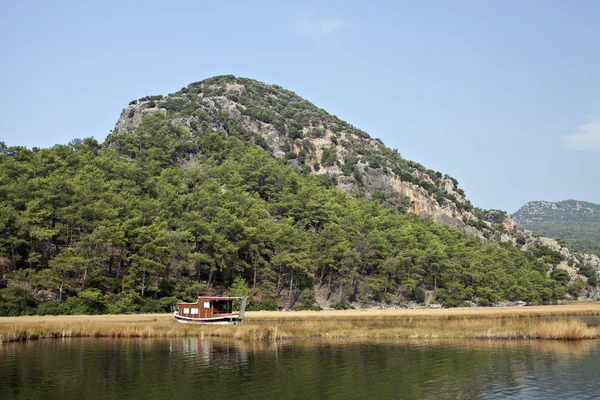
[0,114,584,315]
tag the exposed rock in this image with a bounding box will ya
[114,104,166,135]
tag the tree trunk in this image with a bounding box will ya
[318,267,326,287]
[141,272,146,298]
[288,272,294,309]
[117,257,123,279]
[108,256,113,275]
[207,266,215,290]
[276,265,283,294]
[11,243,16,270]
[81,265,88,291]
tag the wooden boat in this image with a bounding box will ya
[173,296,248,324]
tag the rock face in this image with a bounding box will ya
[112,76,482,235]
[111,78,598,252]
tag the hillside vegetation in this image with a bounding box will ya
[514,200,600,255]
[0,76,597,315]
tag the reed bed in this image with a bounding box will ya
[2,304,600,344]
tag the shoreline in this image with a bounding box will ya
[2,303,600,344]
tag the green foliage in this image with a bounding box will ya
[568,279,585,297]
[412,287,426,303]
[297,288,317,307]
[550,269,570,285]
[0,287,37,316]
[227,277,252,299]
[527,245,565,265]
[578,264,598,287]
[331,299,351,310]
[0,77,581,315]
[248,297,279,311]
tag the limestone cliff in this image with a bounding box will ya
[113,75,482,235]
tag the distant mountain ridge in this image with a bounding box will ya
[513,200,600,255]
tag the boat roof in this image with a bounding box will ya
[198,296,243,301]
[177,296,244,305]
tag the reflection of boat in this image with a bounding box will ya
[173,296,248,324]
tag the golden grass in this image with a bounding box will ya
[2,303,600,344]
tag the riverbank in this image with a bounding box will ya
[2,303,600,343]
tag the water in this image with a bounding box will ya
[2,338,600,399]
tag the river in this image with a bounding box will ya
[1,337,600,399]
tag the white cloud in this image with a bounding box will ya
[563,120,600,151]
[295,12,346,36]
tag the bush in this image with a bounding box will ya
[107,292,142,314]
[0,287,37,316]
[412,287,426,303]
[227,277,253,299]
[248,297,279,311]
[58,289,109,315]
[36,301,64,315]
[442,298,470,308]
[139,297,178,313]
[568,279,585,298]
[331,299,351,310]
[291,305,322,311]
[550,269,570,285]
[297,288,317,307]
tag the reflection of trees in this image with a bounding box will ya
[1,338,599,399]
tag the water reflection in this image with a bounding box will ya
[1,338,600,399]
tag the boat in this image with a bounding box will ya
[173,296,248,324]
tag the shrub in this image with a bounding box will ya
[568,279,585,298]
[291,305,322,311]
[550,269,570,285]
[36,301,64,315]
[139,297,178,313]
[331,299,351,310]
[248,297,279,311]
[297,288,317,307]
[226,276,253,304]
[0,287,37,316]
[412,287,426,303]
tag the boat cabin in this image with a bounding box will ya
[175,296,247,324]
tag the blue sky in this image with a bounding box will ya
[1,1,599,213]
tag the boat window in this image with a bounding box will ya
[191,308,199,314]
[183,307,190,314]
[203,301,211,309]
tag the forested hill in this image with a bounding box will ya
[113,75,508,238]
[514,200,600,255]
[1,75,599,316]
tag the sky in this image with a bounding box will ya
[1,0,599,213]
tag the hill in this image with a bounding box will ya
[114,75,503,238]
[514,200,600,255]
[1,75,599,315]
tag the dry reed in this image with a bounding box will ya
[2,304,600,344]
